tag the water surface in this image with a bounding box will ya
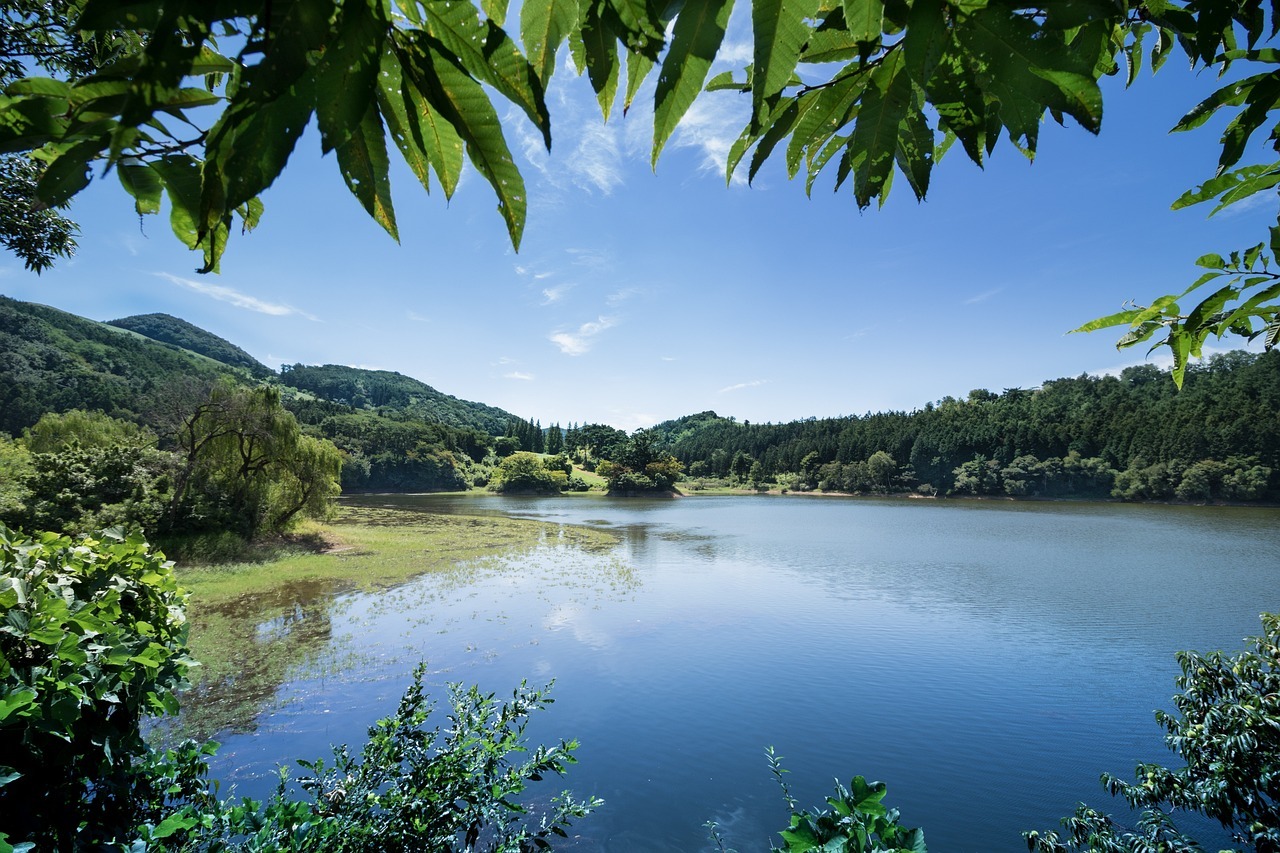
[190,495,1280,851]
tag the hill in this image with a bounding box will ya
[0,296,241,436]
[279,363,515,435]
[107,313,272,377]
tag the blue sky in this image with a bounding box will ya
[3,26,1274,431]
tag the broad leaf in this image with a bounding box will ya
[522,0,579,82]
[653,0,735,166]
[752,0,822,126]
[336,102,398,240]
[314,0,386,154]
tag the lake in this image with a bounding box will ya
[182,494,1280,851]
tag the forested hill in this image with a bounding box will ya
[279,363,515,434]
[0,296,241,435]
[107,313,272,377]
[648,351,1280,500]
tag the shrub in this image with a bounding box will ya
[0,524,192,849]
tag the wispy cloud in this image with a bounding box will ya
[718,379,769,394]
[550,315,617,355]
[407,311,430,323]
[964,288,1002,305]
[542,283,574,304]
[606,287,642,306]
[504,371,535,381]
[661,356,677,362]
[157,272,319,320]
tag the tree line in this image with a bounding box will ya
[649,351,1280,501]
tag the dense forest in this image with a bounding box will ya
[648,351,1280,501]
[4,295,1278,503]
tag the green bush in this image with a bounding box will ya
[0,524,192,849]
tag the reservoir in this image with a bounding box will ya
[181,495,1280,851]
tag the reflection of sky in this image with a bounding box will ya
[208,495,1277,852]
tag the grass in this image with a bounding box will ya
[164,505,620,740]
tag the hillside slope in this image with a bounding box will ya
[280,363,516,435]
[108,313,272,377]
[0,296,240,435]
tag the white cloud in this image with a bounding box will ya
[661,356,677,362]
[606,287,642,306]
[718,379,769,394]
[407,311,430,323]
[549,315,617,355]
[541,283,574,304]
[156,272,319,320]
[964,288,1002,305]
[504,371,536,381]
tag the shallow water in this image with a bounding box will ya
[185,494,1280,851]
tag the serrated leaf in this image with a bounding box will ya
[1028,67,1103,133]
[844,0,885,48]
[580,4,620,119]
[851,50,910,207]
[749,97,804,181]
[785,66,863,177]
[752,0,821,126]
[1172,72,1268,133]
[653,0,735,165]
[150,155,202,249]
[314,0,386,154]
[624,50,655,113]
[483,0,509,26]
[408,34,527,247]
[204,77,314,211]
[522,0,579,83]
[424,1,550,146]
[1070,308,1142,333]
[336,102,398,240]
[377,46,432,195]
[1217,73,1280,171]
[118,161,162,215]
[903,0,948,86]
[37,138,103,207]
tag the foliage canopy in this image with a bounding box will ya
[2,0,1280,374]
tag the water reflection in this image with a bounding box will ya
[184,495,1280,851]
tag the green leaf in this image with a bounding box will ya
[653,0,736,166]
[152,812,198,839]
[903,0,948,87]
[204,75,315,212]
[336,102,398,240]
[150,154,202,249]
[522,0,580,83]
[1171,72,1269,133]
[580,3,621,119]
[314,0,386,154]
[483,0,510,26]
[406,34,527,247]
[752,0,822,126]
[424,0,550,146]
[37,138,104,207]
[1070,308,1143,333]
[624,50,655,114]
[844,0,885,49]
[1028,67,1103,133]
[118,161,163,215]
[377,46,433,195]
[851,51,910,207]
[785,66,863,177]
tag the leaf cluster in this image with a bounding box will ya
[0,524,193,850]
[1026,613,1280,852]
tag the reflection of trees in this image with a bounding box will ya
[162,579,340,742]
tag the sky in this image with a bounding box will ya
[3,20,1276,432]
